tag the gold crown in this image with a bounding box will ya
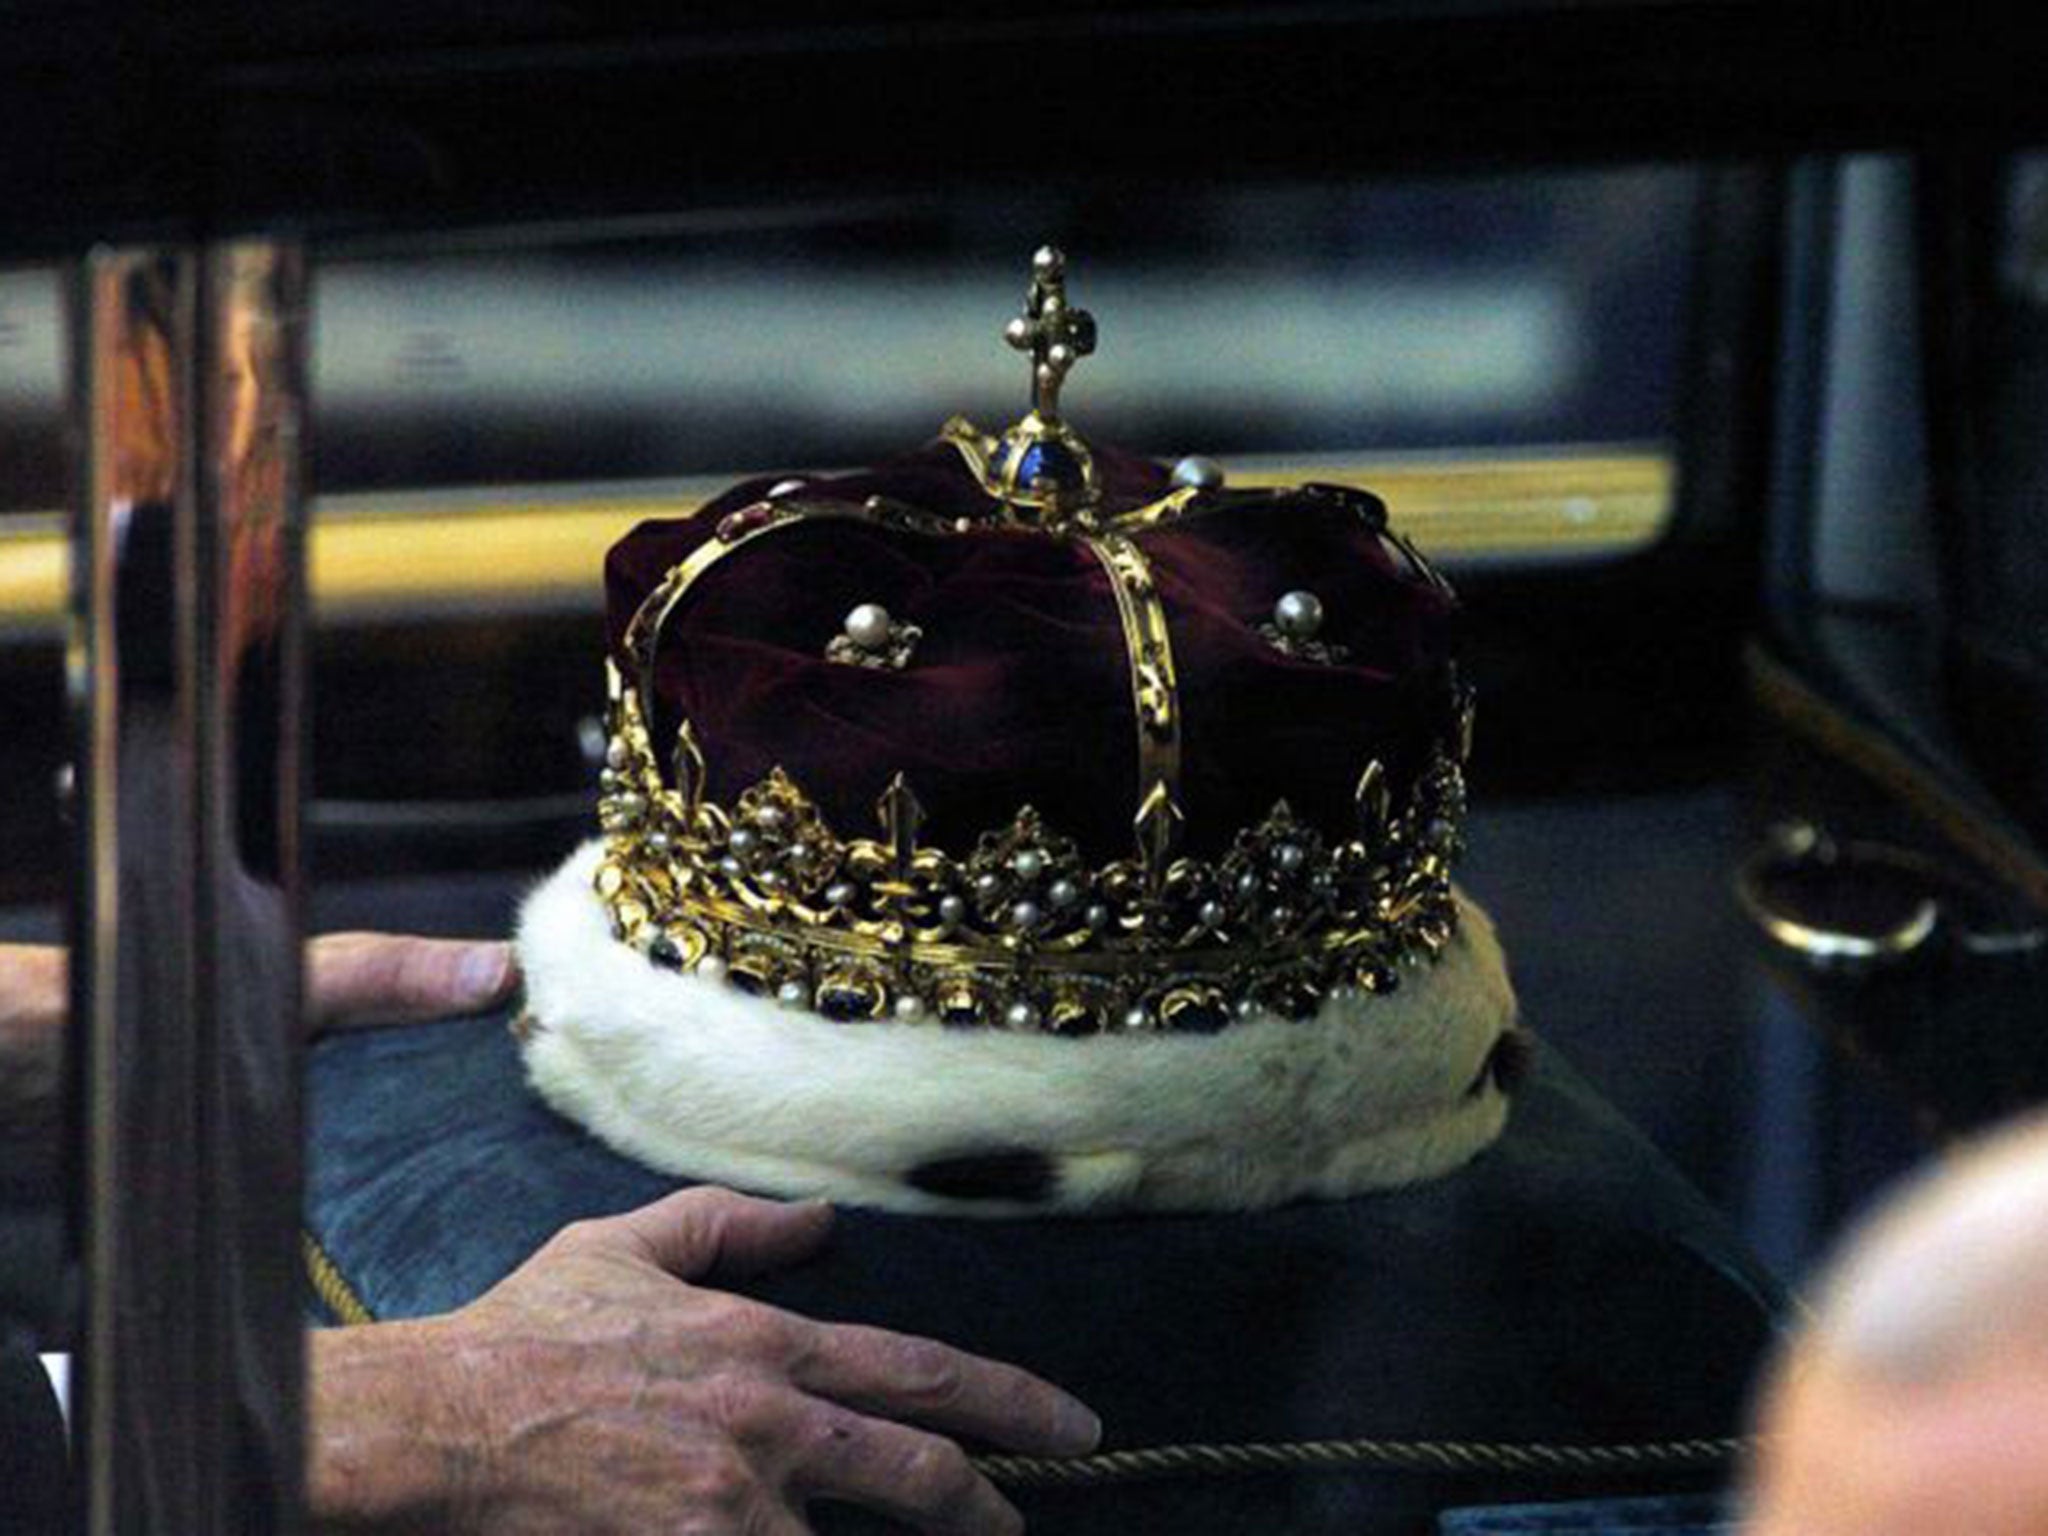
[587,249,1475,1035]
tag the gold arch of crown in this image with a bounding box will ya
[591,492,1475,1035]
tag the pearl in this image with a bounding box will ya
[719,855,743,878]
[604,738,629,770]
[1085,903,1112,930]
[1199,900,1226,929]
[1121,1006,1151,1031]
[974,872,1003,900]
[776,981,808,1007]
[1004,1001,1040,1030]
[728,827,756,854]
[938,894,967,926]
[755,805,786,832]
[824,882,856,908]
[1274,842,1305,873]
[1047,878,1080,909]
[894,994,927,1021]
[1011,849,1046,881]
[697,955,727,984]
[844,603,895,652]
[1274,590,1324,640]
[1170,455,1224,491]
[1009,900,1042,932]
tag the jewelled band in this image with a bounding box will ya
[594,649,1470,1036]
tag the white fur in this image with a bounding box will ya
[517,841,1518,1216]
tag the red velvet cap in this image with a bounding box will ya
[605,439,1461,865]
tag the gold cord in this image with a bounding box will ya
[301,1230,377,1326]
[974,1434,1748,1488]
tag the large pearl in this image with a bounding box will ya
[1171,455,1224,491]
[1274,589,1324,640]
[844,603,895,652]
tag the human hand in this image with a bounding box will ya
[308,1185,1100,1535]
[0,931,516,1047]
[0,933,512,1148]
[0,944,64,1147]
[305,932,516,1035]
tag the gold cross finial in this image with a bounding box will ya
[1003,246,1096,424]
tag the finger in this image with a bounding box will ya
[307,933,517,1034]
[0,944,67,1041]
[596,1185,836,1282]
[786,1400,1023,1536]
[798,1323,1100,1458]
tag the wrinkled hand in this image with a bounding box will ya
[309,1186,1099,1535]
[1,934,513,1158]
[0,944,64,1147]
[305,933,516,1034]
[0,932,516,1047]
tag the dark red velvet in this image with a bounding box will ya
[605,439,1457,862]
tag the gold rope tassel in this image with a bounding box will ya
[974,1435,1748,1488]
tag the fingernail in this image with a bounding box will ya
[1049,1398,1103,1455]
[457,944,513,1005]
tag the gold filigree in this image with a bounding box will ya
[1084,529,1183,870]
[591,655,1471,1035]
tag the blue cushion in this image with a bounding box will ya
[1439,1492,1734,1533]
[307,1019,1781,1534]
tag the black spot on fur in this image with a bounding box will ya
[1467,1027,1534,1098]
[904,1147,1059,1203]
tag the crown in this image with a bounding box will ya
[586,248,1475,1037]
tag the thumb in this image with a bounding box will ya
[308,933,518,1034]
[602,1186,836,1282]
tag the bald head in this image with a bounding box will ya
[1745,1109,2048,1535]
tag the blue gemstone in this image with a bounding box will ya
[1016,441,1081,491]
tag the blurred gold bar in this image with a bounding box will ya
[0,449,1671,630]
